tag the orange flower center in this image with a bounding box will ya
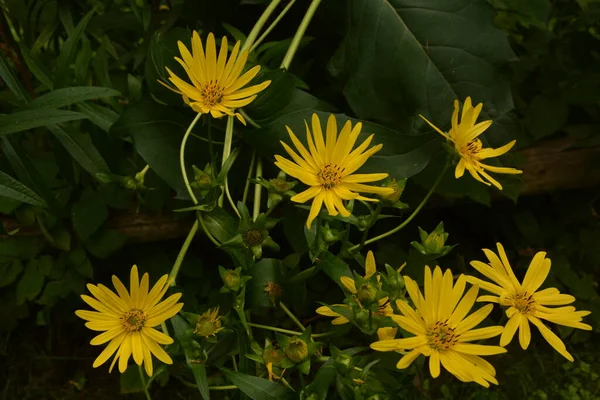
[458,139,482,160]
[427,321,459,351]
[122,309,146,332]
[201,80,224,107]
[317,163,344,189]
[510,293,536,315]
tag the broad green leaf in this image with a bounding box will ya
[18,45,54,90]
[46,124,110,176]
[0,170,48,207]
[27,87,120,110]
[245,109,437,180]
[71,189,109,241]
[0,109,86,136]
[16,260,45,305]
[220,368,292,400]
[329,0,516,135]
[247,258,282,309]
[0,53,30,103]
[203,208,238,243]
[55,8,96,88]
[85,229,128,259]
[0,237,44,263]
[76,102,120,132]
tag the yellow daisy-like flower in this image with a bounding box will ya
[75,265,183,376]
[420,97,522,190]
[316,251,393,323]
[162,31,271,125]
[194,307,224,338]
[275,113,395,228]
[466,243,592,361]
[371,266,507,387]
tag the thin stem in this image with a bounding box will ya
[232,355,238,372]
[168,220,199,286]
[280,0,322,69]
[280,378,295,392]
[239,109,261,128]
[357,203,382,251]
[279,302,305,331]
[180,113,202,204]
[226,180,241,218]
[252,158,263,220]
[348,163,448,252]
[219,116,235,207]
[243,151,256,204]
[248,322,302,336]
[198,212,221,247]
[207,117,216,168]
[209,385,238,391]
[242,0,283,52]
[138,365,152,400]
[249,0,297,53]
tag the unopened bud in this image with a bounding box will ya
[334,353,354,374]
[357,282,378,304]
[243,228,266,247]
[269,177,293,194]
[380,178,404,203]
[283,338,308,363]
[223,269,241,291]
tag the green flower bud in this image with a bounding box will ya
[357,282,378,304]
[269,177,294,194]
[334,353,354,374]
[194,308,223,338]
[283,338,308,363]
[424,231,445,252]
[263,348,286,365]
[122,176,137,190]
[243,228,266,247]
[380,178,405,203]
[223,269,241,291]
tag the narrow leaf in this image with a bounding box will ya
[55,8,96,88]
[190,364,210,400]
[0,109,86,136]
[76,102,119,132]
[19,45,54,90]
[27,87,120,110]
[220,368,292,400]
[0,54,29,103]
[0,170,48,207]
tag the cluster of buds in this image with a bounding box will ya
[253,171,297,210]
[411,221,456,259]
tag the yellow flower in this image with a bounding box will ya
[162,31,271,125]
[420,97,522,190]
[75,265,183,376]
[371,266,506,388]
[316,251,393,323]
[275,113,394,228]
[466,243,592,361]
[194,307,224,338]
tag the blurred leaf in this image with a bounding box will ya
[0,237,44,263]
[0,53,29,103]
[27,87,120,110]
[329,0,516,134]
[0,109,87,136]
[85,229,128,259]
[19,45,54,90]
[120,366,144,394]
[0,170,48,207]
[0,260,24,288]
[55,8,96,88]
[76,102,120,132]
[220,368,292,400]
[16,260,44,305]
[72,189,108,241]
[527,95,569,139]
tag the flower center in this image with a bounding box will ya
[317,163,344,189]
[459,139,483,160]
[427,321,459,351]
[122,309,146,332]
[201,80,224,107]
[510,292,536,315]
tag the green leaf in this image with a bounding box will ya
[245,110,437,180]
[190,363,210,400]
[247,258,282,309]
[16,260,45,305]
[46,124,111,177]
[0,237,44,263]
[0,170,48,207]
[203,208,238,243]
[0,53,29,103]
[72,189,109,241]
[120,366,144,394]
[27,87,120,110]
[55,8,96,88]
[0,260,24,288]
[19,45,54,90]
[0,109,87,136]
[329,0,516,133]
[220,368,292,400]
[319,252,353,292]
[527,95,569,139]
[76,102,120,132]
[85,229,128,259]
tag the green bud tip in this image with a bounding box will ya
[283,338,308,363]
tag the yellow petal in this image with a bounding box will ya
[90,327,124,345]
[340,276,357,294]
[306,192,324,229]
[528,316,574,361]
[429,351,441,378]
[118,334,132,373]
[365,251,376,278]
[519,314,531,349]
[453,343,507,356]
[396,348,421,369]
[132,332,144,365]
[93,333,126,368]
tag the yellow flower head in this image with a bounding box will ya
[194,307,224,338]
[316,251,393,324]
[466,243,592,361]
[75,265,183,376]
[371,266,506,388]
[162,31,271,125]
[275,113,394,228]
[420,97,522,190]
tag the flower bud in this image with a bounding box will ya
[334,353,354,374]
[194,307,223,338]
[223,269,241,291]
[243,228,266,247]
[357,282,378,304]
[380,178,405,203]
[122,176,137,190]
[283,338,308,363]
[269,177,294,194]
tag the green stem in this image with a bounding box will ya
[243,151,256,205]
[232,355,238,372]
[219,116,234,208]
[279,302,305,331]
[348,163,448,252]
[138,365,152,400]
[252,158,263,220]
[248,323,302,336]
[249,0,297,53]
[168,220,199,286]
[357,203,382,251]
[180,113,202,204]
[280,0,322,69]
[226,179,241,218]
[242,0,283,52]
[209,385,238,391]
[239,109,261,128]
